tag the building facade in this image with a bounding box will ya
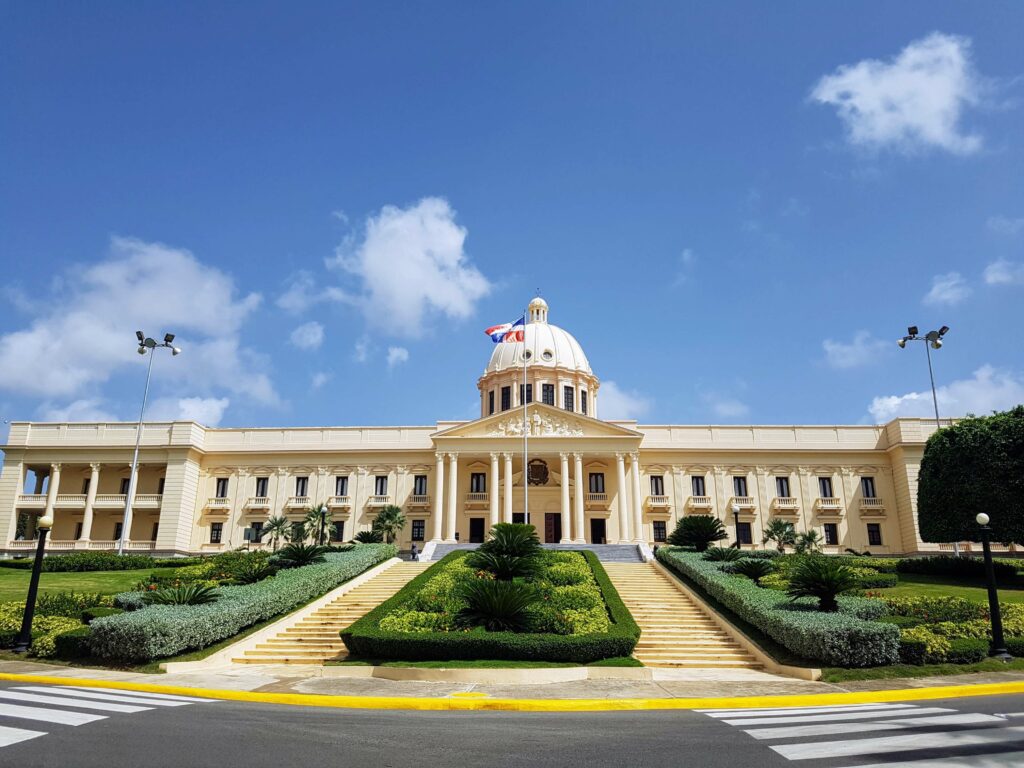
[0,298,962,557]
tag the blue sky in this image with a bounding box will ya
[1,2,1023,434]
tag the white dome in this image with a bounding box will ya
[485,302,592,375]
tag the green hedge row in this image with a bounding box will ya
[896,555,1018,581]
[0,552,206,572]
[341,551,640,663]
[89,544,395,660]
[657,548,898,667]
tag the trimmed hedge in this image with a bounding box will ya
[657,548,898,667]
[896,555,1018,581]
[341,551,640,663]
[53,626,92,660]
[81,607,123,625]
[89,544,395,660]
[0,553,206,572]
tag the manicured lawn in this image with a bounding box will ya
[0,568,149,601]
[875,573,1024,604]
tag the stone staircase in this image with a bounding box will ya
[429,542,644,563]
[233,561,430,665]
[604,562,761,669]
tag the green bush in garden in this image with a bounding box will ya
[0,553,206,572]
[272,543,327,569]
[81,607,123,624]
[352,530,384,544]
[53,626,93,660]
[847,567,898,589]
[36,592,111,617]
[896,555,1018,582]
[479,523,542,559]
[656,548,897,667]
[944,637,989,664]
[786,557,860,612]
[729,558,774,586]
[142,583,219,606]
[703,546,743,562]
[91,545,395,660]
[667,515,727,551]
[464,551,541,581]
[0,602,81,658]
[457,580,538,632]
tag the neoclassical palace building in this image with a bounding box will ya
[1,298,954,558]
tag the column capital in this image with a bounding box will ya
[629,452,640,463]
[559,452,570,461]
[573,452,583,462]
[89,462,102,472]
[435,452,446,462]
[50,463,62,472]
[615,452,625,462]
[502,452,513,460]
[447,452,459,461]
[396,465,408,474]
[489,452,500,461]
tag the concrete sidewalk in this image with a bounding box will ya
[3,660,1024,700]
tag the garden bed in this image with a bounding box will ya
[341,549,640,664]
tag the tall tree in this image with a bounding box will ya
[372,505,407,544]
[918,406,1024,544]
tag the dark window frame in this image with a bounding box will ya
[736,522,753,545]
[501,386,511,411]
[374,475,388,496]
[589,472,605,493]
[653,520,667,542]
[470,472,487,493]
[542,384,555,405]
[691,475,706,496]
[775,476,791,497]
[861,476,877,499]
[210,522,223,544]
[488,390,495,415]
[733,476,748,497]
[411,519,425,542]
[255,476,269,497]
[215,477,229,498]
[867,523,883,546]
[563,386,574,412]
[650,475,665,496]
[818,476,834,498]
[823,523,839,545]
[413,475,427,495]
[335,476,348,496]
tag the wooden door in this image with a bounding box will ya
[544,513,561,543]
[590,518,606,545]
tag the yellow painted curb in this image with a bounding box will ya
[0,673,1023,712]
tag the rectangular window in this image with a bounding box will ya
[501,386,511,411]
[334,476,348,497]
[255,477,269,497]
[581,391,588,415]
[488,390,495,415]
[251,521,263,542]
[210,522,223,544]
[74,522,83,540]
[374,475,388,496]
[650,475,665,496]
[470,472,487,493]
[589,472,605,493]
[411,520,425,541]
[519,383,533,404]
[563,386,574,412]
[653,520,667,542]
[332,521,345,542]
[295,476,309,497]
[861,476,877,499]
[215,477,229,498]
[542,384,555,405]
[775,476,791,497]
[823,523,839,545]
[413,475,427,495]
[157,477,165,495]
[867,523,883,546]
[736,522,753,545]
[691,476,706,497]
[151,522,159,541]
[113,522,123,541]
[733,476,748,497]
[818,476,834,498]
[119,477,130,495]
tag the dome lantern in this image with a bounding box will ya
[528,296,548,324]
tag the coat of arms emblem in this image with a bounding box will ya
[527,458,549,486]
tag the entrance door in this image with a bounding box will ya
[544,513,562,543]
[590,518,606,545]
[512,512,526,525]
[469,518,486,543]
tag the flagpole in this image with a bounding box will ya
[522,304,529,527]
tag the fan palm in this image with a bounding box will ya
[353,529,384,544]
[274,542,327,568]
[457,579,538,632]
[262,515,291,552]
[794,529,823,555]
[786,556,858,612]
[479,523,542,559]
[304,504,331,546]
[666,515,727,551]
[730,558,774,586]
[372,505,407,544]
[762,519,797,553]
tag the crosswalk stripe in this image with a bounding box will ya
[0,701,104,726]
[771,724,1024,761]
[839,750,1024,768]
[0,690,150,714]
[14,687,193,708]
[723,706,954,726]
[0,724,46,748]
[56,685,216,703]
[744,712,1001,740]
[703,703,921,718]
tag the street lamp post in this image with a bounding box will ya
[12,513,54,653]
[118,332,181,556]
[731,502,741,549]
[976,513,1013,661]
[896,325,949,430]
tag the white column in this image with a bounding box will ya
[573,453,585,543]
[44,463,61,531]
[615,453,630,543]
[489,452,500,529]
[559,453,571,544]
[431,453,444,542]
[630,453,644,543]
[503,452,513,523]
[445,453,458,542]
[81,462,100,542]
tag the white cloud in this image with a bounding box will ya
[984,260,1024,286]
[38,398,118,422]
[353,336,369,363]
[673,248,697,286]
[703,394,750,420]
[869,365,1024,422]
[149,396,230,426]
[599,381,652,420]
[289,321,324,350]
[923,271,971,306]
[386,346,409,368]
[811,32,984,155]
[0,237,277,408]
[987,216,1024,236]
[277,272,319,314]
[822,331,889,369]
[328,197,492,337]
[311,371,331,390]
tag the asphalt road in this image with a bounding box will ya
[0,682,1022,767]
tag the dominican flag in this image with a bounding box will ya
[485,315,525,343]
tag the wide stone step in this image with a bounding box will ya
[642,659,762,669]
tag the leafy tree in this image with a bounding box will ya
[262,515,291,552]
[667,515,727,551]
[762,519,797,553]
[786,557,858,612]
[303,504,331,546]
[794,529,822,555]
[918,406,1024,545]
[372,505,407,544]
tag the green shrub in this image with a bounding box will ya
[945,637,989,664]
[1005,637,1024,656]
[273,543,327,568]
[464,551,541,581]
[226,556,278,584]
[898,637,928,665]
[730,558,774,586]
[544,560,590,586]
[741,550,781,560]
[81,607,123,624]
[142,583,219,606]
[53,626,92,660]
[479,523,542,559]
[0,605,80,658]
[704,546,743,562]
[458,580,538,632]
[897,555,1018,582]
[899,626,951,663]
[786,557,860,612]
[667,515,727,551]
[36,592,111,617]
[657,548,897,667]
[353,530,384,544]
[848,567,898,589]
[876,615,923,629]
[90,545,395,660]
[881,596,989,622]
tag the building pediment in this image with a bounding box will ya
[432,403,642,441]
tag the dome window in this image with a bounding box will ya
[523,350,533,361]
[542,349,553,361]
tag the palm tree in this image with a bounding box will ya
[262,515,291,552]
[794,529,823,555]
[762,519,797,553]
[304,504,331,546]
[372,505,407,544]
